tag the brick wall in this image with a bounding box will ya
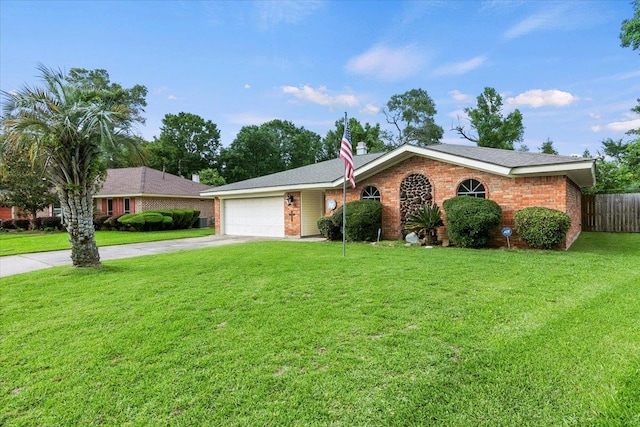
[138,197,214,219]
[326,156,581,248]
[284,191,301,237]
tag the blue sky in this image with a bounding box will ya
[1,0,638,156]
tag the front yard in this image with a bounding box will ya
[1,233,639,425]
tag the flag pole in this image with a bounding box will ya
[342,112,347,257]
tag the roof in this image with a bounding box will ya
[202,143,596,197]
[96,167,212,198]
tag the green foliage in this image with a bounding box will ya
[404,203,444,244]
[145,112,221,179]
[198,168,226,186]
[539,138,558,155]
[0,150,58,229]
[318,117,391,162]
[331,200,382,241]
[220,120,322,183]
[584,138,640,194]
[620,0,640,52]
[383,88,444,146]
[443,196,502,248]
[317,216,342,241]
[116,209,200,232]
[515,207,571,249]
[454,87,524,150]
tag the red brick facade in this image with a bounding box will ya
[284,191,301,237]
[325,156,583,249]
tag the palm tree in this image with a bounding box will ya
[404,203,444,245]
[1,65,143,267]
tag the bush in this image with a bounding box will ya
[330,200,382,242]
[108,214,128,231]
[515,207,571,249]
[443,196,502,248]
[317,216,342,241]
[404,203,444,244]
[2,219,16,230]
[94,215,111,230]
[13,219,31,230]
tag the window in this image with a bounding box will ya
[457,179,486,198]
[361,185,381,201]
[124,198,131,214]
[107,199,113,216]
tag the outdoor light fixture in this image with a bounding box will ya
[286,193,294,206]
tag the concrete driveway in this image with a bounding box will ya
[0,235,271,278]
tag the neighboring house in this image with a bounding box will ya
[95,167,214,220]
[202,143,595,249]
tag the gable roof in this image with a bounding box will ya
[202,143,595,197]
[96,167,212,198]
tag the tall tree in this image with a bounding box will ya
[261,119,321,169]
[318,117,389,162]
[220,125,282,183]
[539,138,558,155]
[198,168,226,186]
[454,87,524,150]
[383,89,443,146]
[145,112,221,178]
[0,149,57,228]
[1,65,145,267]
[620,0,640,52]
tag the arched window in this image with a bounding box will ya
[361,185,381,201]
[457,179,486,198]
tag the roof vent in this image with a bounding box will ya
[356,141,367,155]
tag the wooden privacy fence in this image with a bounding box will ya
[582,193,640,232]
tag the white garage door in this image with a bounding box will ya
[223,197,284,237]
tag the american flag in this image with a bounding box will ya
[339,117,355,188]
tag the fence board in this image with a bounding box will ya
[583,193,640,233]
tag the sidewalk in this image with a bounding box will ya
[0,235,268,278]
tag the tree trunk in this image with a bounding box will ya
[60,188,101,268]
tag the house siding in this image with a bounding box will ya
[325,156,582,249]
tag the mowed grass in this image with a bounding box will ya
[1,233,639,426]
[0,228,215,256]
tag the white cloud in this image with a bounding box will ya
[591,125,602,132]
[360,104,380,115]
[167,95,177,100]
[346,44,428,81]
[503,5,568,40]
[449,90,472,103]
[281,85,359,108]
[507,89,578,108]
[606,118,640,133]
[244,84,251,89]
[448,109,469,120]
[154,86,169,95]
[589,112,601,119]
[433,56,486,76]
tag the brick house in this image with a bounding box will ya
[95,167,214,221]
[201,144,595,248]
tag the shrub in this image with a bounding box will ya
[331,200,382,242]
[14,219,31,230]
[317,216,342,241]
[515,207,571,249]
[93,215,111,230]
[404,203,444,244]
[2,219,16,230]
[108,214,128,231]
[443,196,502,248]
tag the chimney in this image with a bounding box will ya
[192,174,200,183]
[356,141,367,155]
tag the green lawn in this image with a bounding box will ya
[2,232,639,426]
[0,228,215,256]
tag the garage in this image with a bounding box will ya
[223,197,284,237]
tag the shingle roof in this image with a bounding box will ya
[96,167,211,197]
[426,144,588,168]
[204,143,593,194]
[208,152,386,192]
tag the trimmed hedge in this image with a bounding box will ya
[443,196,502,248]
[318,200,382,242]
[115,209,200,232]
[515,207,571,249]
